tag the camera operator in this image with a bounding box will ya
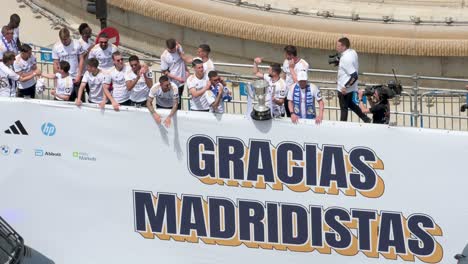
[357,88,390,124]
[335,37,371,123]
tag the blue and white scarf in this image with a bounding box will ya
[1,35,17,54]
[293,84,315,119]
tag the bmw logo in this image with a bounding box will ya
[0,145,10,156]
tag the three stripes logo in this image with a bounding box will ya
[4,120,29,135]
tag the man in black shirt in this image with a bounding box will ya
[357,88,390,124]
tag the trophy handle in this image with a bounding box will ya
[246,82,255,99]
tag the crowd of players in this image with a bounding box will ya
[0,13,393,126]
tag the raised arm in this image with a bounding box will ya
[253,57,264,79]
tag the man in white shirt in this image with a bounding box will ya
[78,23,93,57]
[253,58,287,118]
[178,43,215,77]
[0,51,40,97]
[52,27,85,101]
[88,33,118,73]
[187,59,213,112]
[76,58,119,110]
[160,39,189,110]
[196,44,215,76]
[146,75,179,128]
[41,61,73,101]
[0,26,18,60]
[14,44,37,98]
[287,71,324,124]
[335,37,371,123]
[106,51,131,106]
[125,55,153,107]
[282,45,309,118]
[7,14,21,47]
[206,70,228,113]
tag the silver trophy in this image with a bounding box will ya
[247,79,271,120]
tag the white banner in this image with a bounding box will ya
[0,98,467,264]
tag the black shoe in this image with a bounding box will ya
[363,116,372,123]
[461,104,467,112]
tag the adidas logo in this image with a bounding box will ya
[4,120,29,135]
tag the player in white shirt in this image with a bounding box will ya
[0,26,18,60]
[88,33,118,73]
[253,58,287,118]
[105,51,131,106]
[0,51,40,97]
[146,75,179,128]
[206,70,229,113]
[41,61,73,101]
[76,58,119,110]
[78,23,93,57]
[178,43,215,78]
[187,59,213,111]
[282,45,309,117]
[197,44,215,77]
[287,71,324,124]
[52,28,85,101]
[160,39,189,110]
[125,55,153,107]
[13,44,38,98]
[7,14,21,47]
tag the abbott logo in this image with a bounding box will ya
[41,122,56,137]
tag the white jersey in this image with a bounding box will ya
[13,28,19,45]
[0,38,18,59]
[206,84,230,114]
[125,70,152,103]
[263,74,286,118]
[287,83,322,119]
[160,49,186,87]
[282,58,309,88]
[148,82,179,108]
[81,70,110,103]
[337,48,359,93]
[0,62,19,97]
[107,65,130,103]
[88,44,118,71]
[52,39,84,79]
[54,73,73,100]
[204,58,215,77]
[79,38,93,55]
[13,54,37,89]
[187,74,210,111]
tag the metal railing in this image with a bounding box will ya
[211,0,468,26]
[29,45,468,131]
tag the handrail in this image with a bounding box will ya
[211,0,468,26]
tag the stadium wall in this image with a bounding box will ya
[35,0,468,85]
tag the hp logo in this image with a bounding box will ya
[41,122,56,137]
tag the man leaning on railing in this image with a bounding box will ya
[146,75,179,128]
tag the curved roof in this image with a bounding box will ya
[109,0,468,56]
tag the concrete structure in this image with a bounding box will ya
[248,0,468,22]
[24,0,468,89]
